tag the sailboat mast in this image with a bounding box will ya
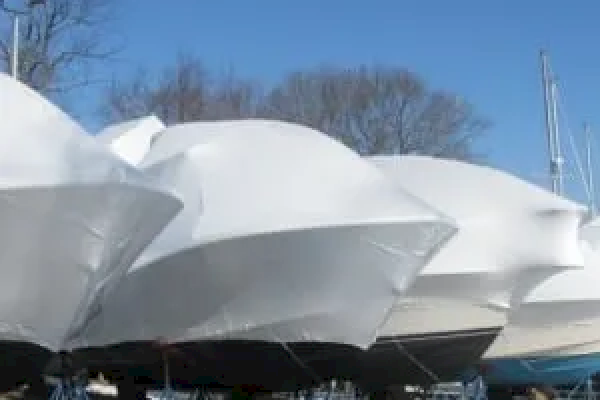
[585,122,595,214]
[540,50,563,195]
[549,80,564,195]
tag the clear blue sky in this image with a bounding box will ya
[84,0,600,201]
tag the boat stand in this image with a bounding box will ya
[48,353,90,400]
[186,387,213,400]
[49,378,90,400]
[566,374,597,400]
[463,375,487,400]
[156,350,177,400]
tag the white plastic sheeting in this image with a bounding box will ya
[76,120,457,350]
[369,155,586,338]
[0,74,182,351]
[95,116,166,166]
[484,216,600,359]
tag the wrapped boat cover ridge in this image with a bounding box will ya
[370,155,586,307]
[483,215,600,359]
[128,154,204,267]
[0,73,183,351]
[141,120,455,243]
[0,74,158,189]
[523,217,600,305]
[95,115,166,166]
[75,119,457,350]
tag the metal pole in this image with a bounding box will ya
[11,14,18,80]
[585,122,595,214]
[540,50,558,193]
[549,79,564,195]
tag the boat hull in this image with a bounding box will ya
[0,342,52,392]
[78,220,453,350]
[481,353,600,386]
[0,184,179,392]
[484,301,600,359]
[361,326,502,391]
[78,326,501,392]
[380,295,506,338]
[0,184,179,350]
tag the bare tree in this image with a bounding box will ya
[261,66,490,160]
[101,61,489,161]
[101,56,262,124]
[0,0,119,94]
[102,68,160,123]
[206,69,263,120]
